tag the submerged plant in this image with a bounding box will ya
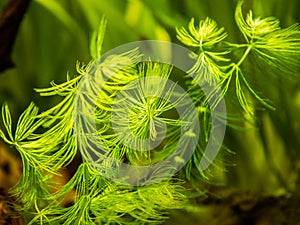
[0,1,299,224]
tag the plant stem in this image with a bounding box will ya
[235,45,252,68]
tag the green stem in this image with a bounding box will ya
[236,45,252,68]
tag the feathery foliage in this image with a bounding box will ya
[177,0,300,115]
[0,1,299,224]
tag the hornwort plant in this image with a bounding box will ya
[0,1,299,224]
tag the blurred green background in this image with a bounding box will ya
[0,0,299,197]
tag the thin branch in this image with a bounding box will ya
[0,0,32,73]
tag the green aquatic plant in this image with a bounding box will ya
[0,1,299,224]
[177,0,300,115]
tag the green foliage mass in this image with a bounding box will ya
[0,0,299,224]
